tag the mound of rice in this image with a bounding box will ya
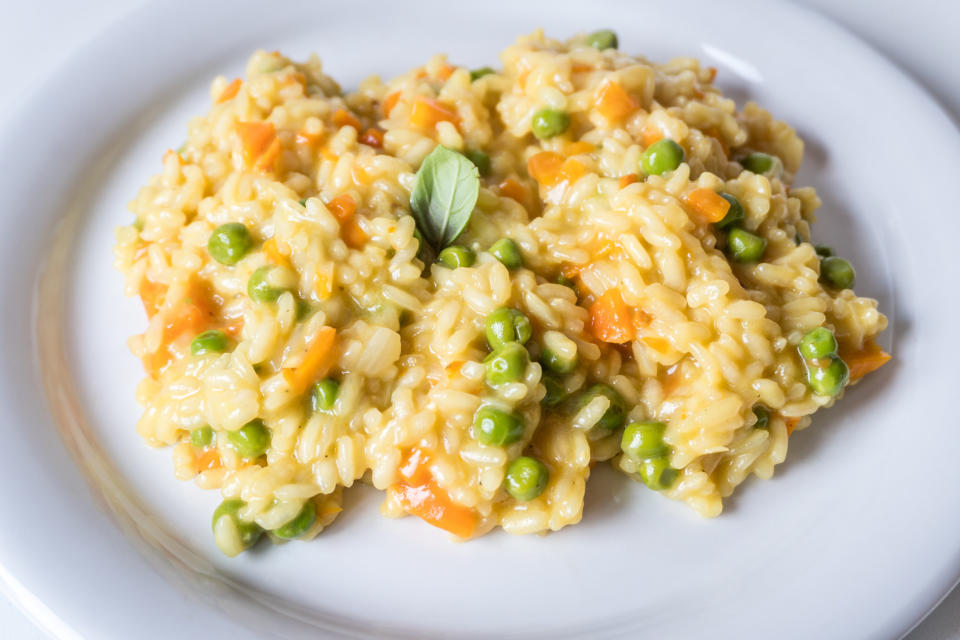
[114,30,888,555]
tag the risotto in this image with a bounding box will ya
[114,30,890,556]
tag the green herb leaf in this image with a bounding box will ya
[409,145,479,251]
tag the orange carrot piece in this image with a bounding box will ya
[197,449,222,471]
[359,128,384,148]
[589,289,636,344]
[216,78,242,104]
[558,158,585,185]
[332,108,362,130]
[436,64,456,81]
[398,447,434,486]
[327,194,357,221]
[283,327,337,395]
[641,336,672,354]
[295,129,324,147]
[618,174,638,189]
[409,96,458,129]
[706,67,717,83]
[640,124,663,147]
[785,417,800,436]
[565,141,595,156]
[596,81,639,121]
[684,188,731,223]
[841,339,892,381]
[527,151,565,185]
[498,178,528,207]
[382,91,401,117]
[237,121,276,168]
[394,482,477,538]
[139,279,166,318]
[254,137,281,172]
[262,238,292,268]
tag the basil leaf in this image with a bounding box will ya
[409,145,479,251]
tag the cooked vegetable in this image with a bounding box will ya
[595,81,638,121]
[541,375,567,407]
[470,67,495,81]
[531,108,570,139]
[684,188,731,224]
[820,256,855,289]
[393,462,477,539]
[638,457,678,491]
[273,502,316,540]
[815,245,834,257]
[740,152,782,176]
[504,456,550,501]
[284,327,337,396]
[473,405,525,446]
[799,327,838,360]
[208,222,253,265]
[621,421,668,459]
[212,499,263,556]
[715,193,745,230]
[489,238,523,269]
[640,138,684,175]
[228,419,271,458]
[752,406,770,430]
[485,307,532,349]
[437,245,476,269]
[463,149,491,176]
[840,338,892,381]
[484,343,529,385]
[410,96,458,129]
[589,288,636,344]
[585,29,618,50]
[247,266,286,302]
[190,426,214,448]
[190,330,230,356]
[310,378,340,412]
[216,78,242,104]
[727,228,767,262]
[410,145,479,252]
[807,356,850,397]
[540,330,578,374]
[575,384,626,431]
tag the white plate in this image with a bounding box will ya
[2,0,959,637]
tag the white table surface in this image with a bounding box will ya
[1,1,957,638]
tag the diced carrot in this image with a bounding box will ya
[216,78,242,104]
[498,178,528,207]
[383,91,401,117]
[394,482,477,538]
[409,96,458,130]
[641,336,671,354]
[618,174,638,189]
[197,449,222,471]
[785,416,800,436]
[262,238,292,269]
[139,279,166,318]
[332,108,363,130]
[559,158,585,184]
[398,447,433,486]
[640,124,663,147]
[684,188,731,223]
[840,338,892,381]
[327,194,357,221]
[352,164,373,185]
[359,128,384,148]
[342,221,368,249]
[565,141,595,155]
[527,151,565,185]
[283,326,337,395]
[561,263,583,280]
[589,289,636,344]
[143,281,216,377]
[254,137,281,172]
[436,64,456,81]
[706,67,717,83]
[295,129,324,147]
[596,81,639,121]
[237,121,276,168]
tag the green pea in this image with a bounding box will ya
[740,152,781,176]
[815,245,834,258]
[485,307,533,349]
[727,227,767,262]
[212,499,263,552]
[752,406,770,430]
[585,29,618,50]
[228,419,270,458]
[190,330,230,356]
[621,421,667,459]
[575,384,626,431]
[531,108,571,140]
[638,457,678,491]
[463,149,491,176]
[484,343,529,385]
[191,426,214,448]
[504,456,549,501]
[541,376,567,407]
[489,238,523,269]
[273,502,316,540]
[248,266,286,302]
[556,274,576,290]
[437,245,476,269]
[640,139,684,176]
[715,193,745,231]
[540,330,578,375]
[473,405,525,446]
[799,327,838,360]
[470,67,495,81]
[808,356,849,397]
[295,298,313,321]
[310,379,340,412]
[208,223,253,265]
[820,256,855,289]
[298,198,309,207]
